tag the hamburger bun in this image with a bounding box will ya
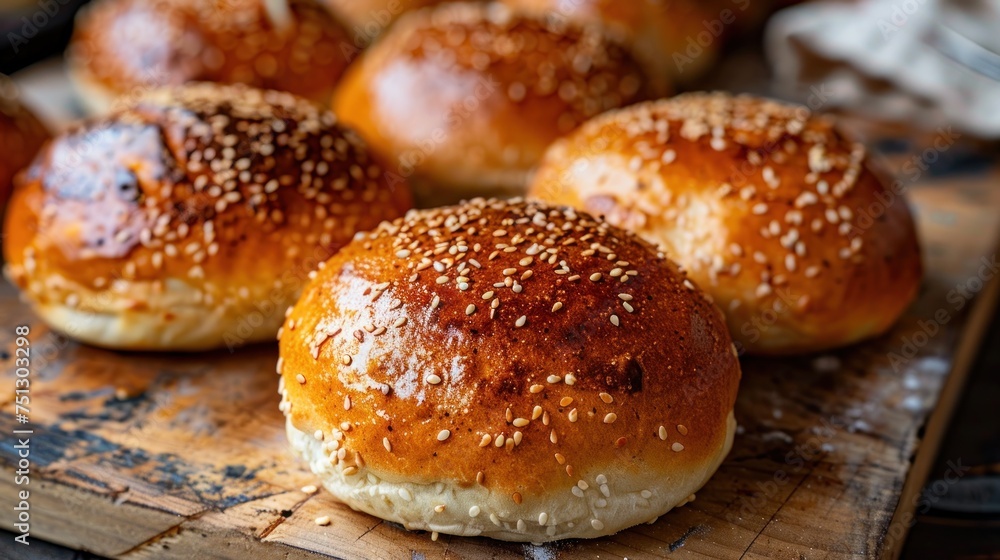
[530,92,923,355]
[279,197,740,541]
[3,83,412,350]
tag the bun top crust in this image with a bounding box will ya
[279,198,740,498]
[4,83,411,302]
[69,0,353,105]
[530,92,923,353]
[0,78,49,211]
[332,3,649,193]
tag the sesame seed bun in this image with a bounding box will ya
[68,0,354,115]
[331,3,651,208]
[500,0,722,92]
[529,92,923,355]
[278,197,740,542]
[2,83,413,351]
[0,77,49,224]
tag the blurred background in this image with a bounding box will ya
[0,0,998,558]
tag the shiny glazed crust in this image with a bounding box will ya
[332,3,650,206]
[3,83,413,350]
[68,0,354,113]
[279,197,741,541]
[530,92,923,354]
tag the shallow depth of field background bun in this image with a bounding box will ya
[332,2,651,207]
[279,197,740,542]
[68,0,354,114]
[0,76,49,219]
[3,83,412,351]
[530,92,923,355]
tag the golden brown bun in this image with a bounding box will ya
[279,197,740,541]
[530,92,923,355]
[0,77,49,220]
[68,0,354,114]
[331,3,651,207]
[501,0,723,91]
[3,83,413,351]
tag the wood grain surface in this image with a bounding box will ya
[1,127,999,559]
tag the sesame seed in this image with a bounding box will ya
[396,249,411,258]
[393,317,407,328]
[539,512,549,525]
[547,375,562,384]
[512,492,522,505]
[641,490,653,499]
[677,424,689,435]
[495,434,506,447]
[479,434,492,447]
[302,485,318,494]
[610,315,620,326]
[466,304,477,315]
[618,293,633,301]
[344,396,351,410]
[752,203,768,215]
[591,519,605,531]
[659,426,668,440]
[550,430,558,444]
[436,276,449,284]
[568,408,579,422]
[551,301,563,312]
[513,418,530,427]
[383,437,392,452]
[672,442,685,452]
[572,486,585,498]
[603,413,618,424]
[437,430,451,442]
[296,374,306,384]
[434,504,446,513]
[565,373,577,385]
[342,466,358,476]
[482,291,495,299]
[590,273,603,282]
[426,374,442,385]
[599,392,614,404]
[513,431,523,445]
[503,267,517,276]
[515,315,527,328]
[559,397,574,407]
[622,302,634,313]
[342,355,352,366]
[399,488,413,501]
[431,295,441,309]
[532,406,543,419]
[315,516,331,526]
[530,384,544,393]
[469,506,481,517]
[555,453,566,464]
[477,471,485,484]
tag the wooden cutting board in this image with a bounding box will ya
[2,106,1000,559]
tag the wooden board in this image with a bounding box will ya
[2,123,1000,559]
